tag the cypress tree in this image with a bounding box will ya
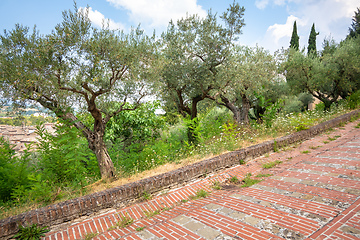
[308,23,319,55]
[290,21,299,50]
[348,7,360,39]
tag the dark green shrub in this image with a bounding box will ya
[0,137,32,203]
[14,223,49,240]
[347,90,360,109]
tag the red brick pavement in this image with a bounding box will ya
[44,119,360,240]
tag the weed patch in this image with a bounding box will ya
[229,176,239,184]
[83,232,99,240]
[211,181,221,190]
[144,210,160,218]
[241,173,262,187]
[255,173,273,178]
[14,223,49,240]
[189,189,209,200]
[109,214,133,230]
[262,160,283,169]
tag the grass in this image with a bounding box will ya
[273,140,278,152]
[189,189,209,200]
[355,123,360,128]
[301,150,310,154]
[309,145,322,149]
[144,210,160,218]
[255,173,273,178]
[229,176,239,184]
[211,181,221,190]
[141,191,151,201]
[108,215,133,231]
[262,160,283,169]
[323,140,329,144]
[83,232,99,240]
[136,227,146,231]
[241,173,262,188]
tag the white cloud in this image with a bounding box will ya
[106,0,207,28]
[79,7,125,30]
[255,0,270,10]
[267,15,304,44]
[257,0,358,52]
[255,0,287,9]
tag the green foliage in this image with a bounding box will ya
[35,121,99,186]
[144,210,160,218]
[290,114,317,131]
[308,23,319,55]
[241,173,262,187]
[6,120,100,206]
[190,189,209,200]
[14,223,49,240]
[255,173,273,178]
[83,232,99,240]
[0,137,32,203]
[184,117,202,144]
[262,160,282,169]
[141,191,151,201]
[200,107,233,140]
[261,99,283,128]
[347,90,360,109]
[290,21,299,50]
[348,7,360,39]
[211,181,222,190]
[0,5,160,179]
[112,215,133,229]
[229,176,239,183]
[106,101,165,150]
[160,1,245,134]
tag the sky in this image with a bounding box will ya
[0,0,358,53]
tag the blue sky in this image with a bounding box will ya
[0,0,358,53]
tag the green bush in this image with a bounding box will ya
[14,223,49,240]
[35,121,99,186]
[0,137,33,203]
[347,90,360,109]
[8,121,100,205]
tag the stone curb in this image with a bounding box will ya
[1,109,360,239]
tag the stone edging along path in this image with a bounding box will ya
[1,109,360,239]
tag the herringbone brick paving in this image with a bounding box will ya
[44,119,360,239]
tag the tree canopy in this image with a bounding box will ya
[0,6,160,179]
[207,45,277,124]
[348,7,360,38]
[308,23,319,55]
[160,1,245,141]
[285,36,360,109]
[290,21,299,51]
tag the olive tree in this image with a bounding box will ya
[160,1,245,141]
[0,7,159,179]
[285,37,360,110]
[207,45,277,124]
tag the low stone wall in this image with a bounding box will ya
[1,109,360,239]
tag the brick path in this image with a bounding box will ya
[45,120,360,240]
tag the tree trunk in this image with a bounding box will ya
[93,138,115,179]
[187,96,202,143]
[88,129,115,179]
[240,94,250,124]
[219,95,244,125]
